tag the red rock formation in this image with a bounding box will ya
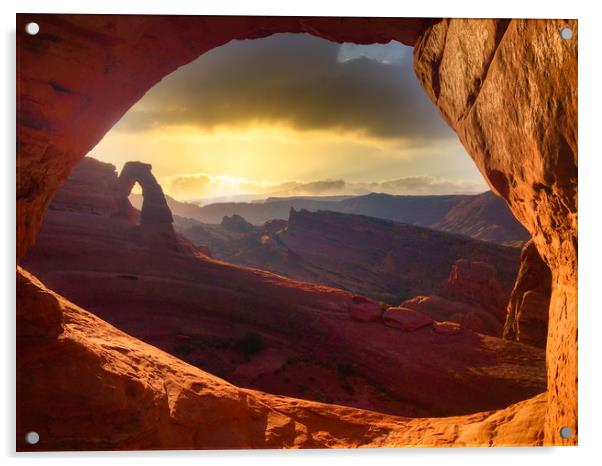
[382,307,434,331]
[116,161,173,225]
[207,208,520,305]
[49,157,119,215]
[16,14,428,259]
[414,19,577,443]
[349,296,383,322]
[172,191,529,246]
[431,191,530,246]
[445,259,507,322]
[16,15,577,446]
[432,321,464,336]
[398,295,502,336]
[24,184,545,421]
[16,267,548,450]
[503,240,552,348]
[263,219,288,235]
[394,255,517,338]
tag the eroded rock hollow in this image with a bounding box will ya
[16,15,577,448]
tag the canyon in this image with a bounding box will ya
[16,15,577,449]
[23,156,546,423]
[132,189,530,247]
[179,206,521,330]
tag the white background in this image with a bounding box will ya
[1,0,599,464]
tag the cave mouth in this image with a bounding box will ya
[16,14,580,447]
[20,30,550,420]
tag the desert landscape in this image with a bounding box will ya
[16,15,577,450]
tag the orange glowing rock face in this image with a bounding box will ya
[16,15,577,450]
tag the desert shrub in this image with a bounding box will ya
[336,362,355,378]
[341,380,355,395]
[173,343,195,357]
[233,332,266,359]
[286,356,297,365]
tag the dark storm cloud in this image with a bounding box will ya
[118,34,454,141]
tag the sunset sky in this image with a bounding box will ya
[90,33,488,202]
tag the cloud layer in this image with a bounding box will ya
[116,34,454,142]
[165,173,486,200]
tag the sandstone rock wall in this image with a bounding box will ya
[413,18,577,444]
[16,15,577,446]
[48,157,119,215]
[503,240,552,348]
[16,266,547,450]
[445,259,507,322]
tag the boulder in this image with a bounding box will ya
[399,295,501,336]
[349,296,383,322]
[16,267,63,338]
[383,307,434,331]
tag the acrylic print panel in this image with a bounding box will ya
[15,14,577,451]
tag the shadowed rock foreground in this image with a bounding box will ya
[17,267,547,450]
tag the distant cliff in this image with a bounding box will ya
[183,208,521,307]
[134,190,530,246]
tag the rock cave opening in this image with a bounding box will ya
[23,30,551,419]
[16,15,577,449]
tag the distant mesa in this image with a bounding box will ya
[183,207,522,312]
[180,208,523,339]
[156,190,530,246]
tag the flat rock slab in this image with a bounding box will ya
[383,307,434,331]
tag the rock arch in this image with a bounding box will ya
[16,15,577,446]
[115,161,173,225]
